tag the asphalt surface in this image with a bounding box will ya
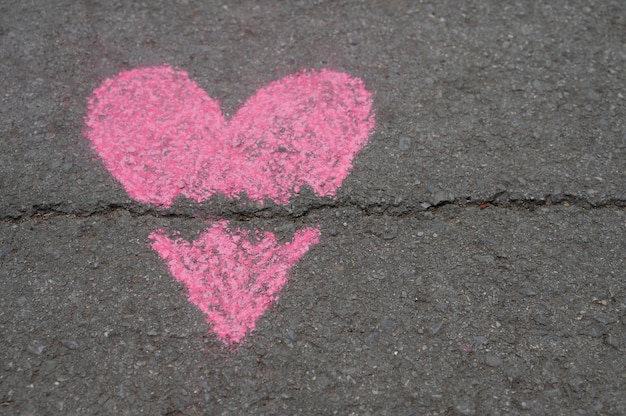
[1,1,625,415]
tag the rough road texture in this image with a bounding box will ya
[1,1,625,415]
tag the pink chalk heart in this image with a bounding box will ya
[84,66,374,345]
[149,222,320,344]
[84,65,375,206]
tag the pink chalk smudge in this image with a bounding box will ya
[84,65,375,345]
[84,65,375,206]
[149,222,320,344]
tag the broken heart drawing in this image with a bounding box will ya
[84,65,375,344]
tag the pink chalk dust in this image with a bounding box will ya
[84,65,375,345]
[149,222,320,344]
[85,65,375,206]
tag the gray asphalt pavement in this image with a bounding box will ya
[1,1,625,415]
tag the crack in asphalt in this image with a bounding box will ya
[2,192,625,224]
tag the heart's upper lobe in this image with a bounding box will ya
[85,65,375,206]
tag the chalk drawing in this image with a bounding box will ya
[149,223,320,344]
[85,66,374,206]
[85,66,375,344]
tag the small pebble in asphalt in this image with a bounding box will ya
[485,354,503,367]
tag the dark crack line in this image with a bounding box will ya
[1,193,625,224]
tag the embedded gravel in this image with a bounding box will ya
[1,1,625,415]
